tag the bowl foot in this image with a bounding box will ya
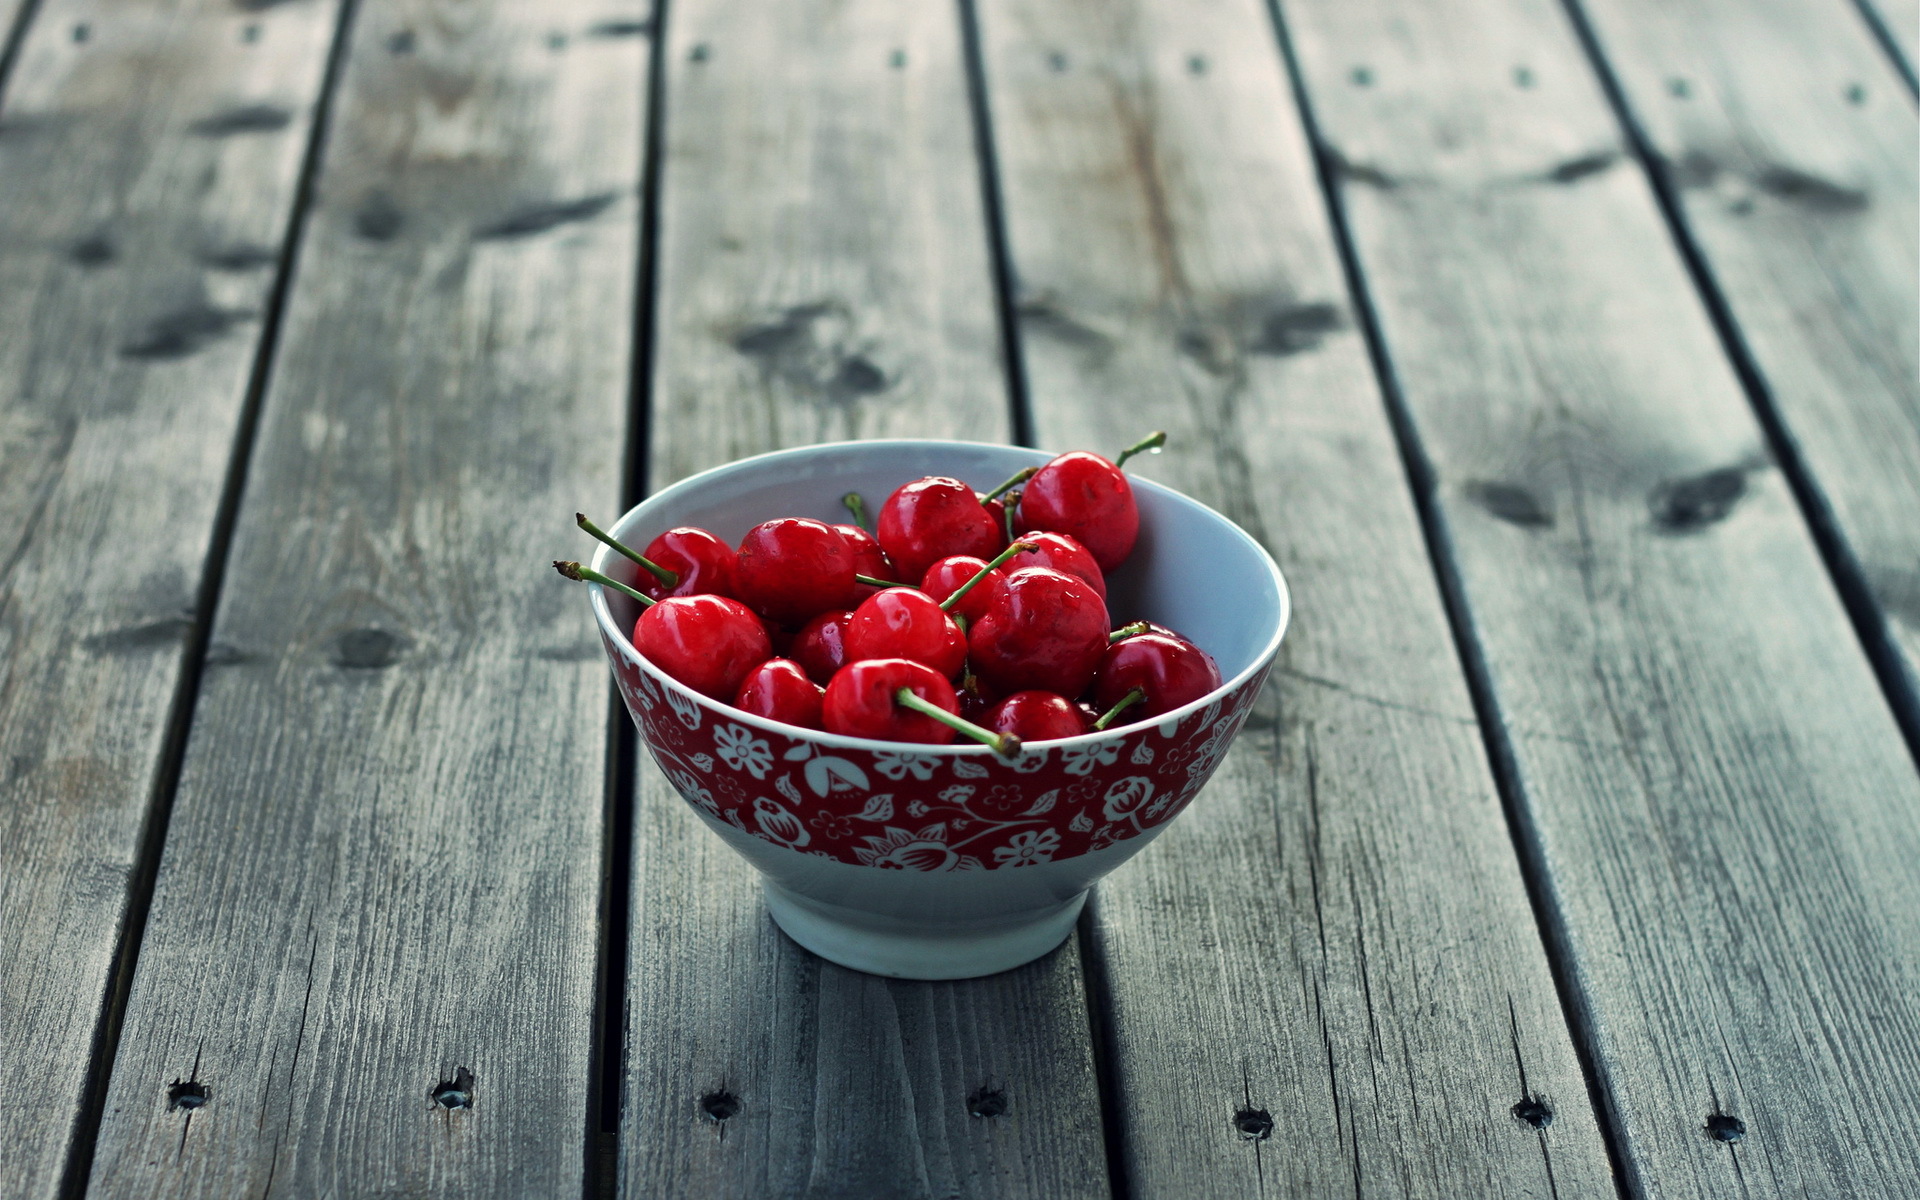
[762,881,1087,980]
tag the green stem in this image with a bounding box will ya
[939,542,1035,612]
[856,573,906,589]
[981,466,1037,504]
[841,492,871,532]
[576,513,679,587]
[1002,491,1020,542]
[1114,430,1166,469]
[554,559,655,607]
[1091,687,1146,731]
[895,688,1020,757]
[1108,621,1150,644]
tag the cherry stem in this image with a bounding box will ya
[1002,491,1021,542]
[554,559,655,607]
[842,492,871,532]
[575,513,679,587]
[1091,687,1146,731]
[894,688,1021,757]
[940,542,1035,612]
[1114,431,1166,469]
[1109,621,1150,644]
[856,573,906,589]
[981,466,1037,503]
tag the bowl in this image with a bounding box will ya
[587,440,1290,979]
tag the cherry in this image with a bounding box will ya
[1092,632,1223,723]
[836,523,898,599]
[967,566,1110,698]
[1015,434,1161,573]
[790,609,855,684]
[733,658,824,729]
[876,476,1006,583]
[920,555,1001,622]
[844,588,967,678]
[984,690,1089,742]
[558,560,772,701]
[733,517,858,625]
[824,659,1020,752]
[1018,531,1105,600]
[576,513,684,594]
[638,526,736,600]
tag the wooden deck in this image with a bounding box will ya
[1,0,1914,1195]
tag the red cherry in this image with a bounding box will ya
[733,658,824,729]
[1017,531,1105,600]
[919,555,1005,622]
[844,588,967,678]
[1016,451,1138,572]
[836,523,898,598]
[822,659,961,744]
[639,526,737,600]
[1092,633,1223,722]
[790,609,855,684]
[877,476,1006,583]
[984,690,1089,742]
[967,566,1110,697]
[733,517,858,625]
[632,594,771,700]
[759,615,794,656]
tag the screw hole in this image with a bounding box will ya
[167,1080,208,1111]
[700,1090,741,1122]
[1705,1113,1745,1142]
[1512,1097,1553,1128]
[1233,1108,1273,1141]
[967,1087,1008,1118]
[430,1066,474,1109]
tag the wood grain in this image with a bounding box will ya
[644,0,1012,485]
[1570,0,1920,731]
[0,0,341,1193]
[973,0,1618,1195]
[1859,0,1918,79]
[82,0,650,1193]
[1278,0,1920,1195]
[621,2,1108,1196]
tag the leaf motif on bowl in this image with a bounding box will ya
[951,758,989,779]
[854,793,894,821]
[805,755,870,796]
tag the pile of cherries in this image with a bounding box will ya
[555,433,1221,757]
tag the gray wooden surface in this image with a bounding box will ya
[83,0,648,1192]
[1,0,1915,1194]
[974,0,1615,1194]
[1569,0,1920,732]
[621,1,1109,1196]
[1279,0,1920,1195]
[0,0,341,1193]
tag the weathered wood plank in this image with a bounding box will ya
[973,1,1617,1195]
[622,2,1109,1196]
[1572,0,1920,733]
[0,0,342,1193]
[83,0,650,1194]
[1278,0,1920,1195]
[1858,0,1918,80]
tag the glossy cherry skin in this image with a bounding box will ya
[733,658,824,729]
[632,595,771,700]
[1015,451,1138,572]
[1092,633,1223,722]
[967,566,1110,698]
[790,609,855,685]
[639,526,737,601]
[733,517,859,625]
[918,555,1006,623]
[822,658,960,744]
[844,588,967,678]
[1017,531,1106,600]
[984,690,1089,742]
[877,476,1006,583]
[836,523,898,598]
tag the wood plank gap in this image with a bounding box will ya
[956,0,1037,448]
[1851,0,1920,93]
[1260,3,1640,1194]
[1550,0,1920,773]
[48,1,366,1195]
[0,0,45,104]
[621,0,672,509]
[1072,898,1134,1200]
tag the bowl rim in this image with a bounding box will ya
[588,438,1291,756]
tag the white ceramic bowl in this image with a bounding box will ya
[588,440,1289,978]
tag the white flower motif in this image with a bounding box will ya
[753,797,809,847]
[938,785,975,804]
[714,724,773,779]
[1102,776,1156,823]
[690,753,715,772]
[992,828,1061,868]
[907,800,929,817]
[873,752,941,781]
[853,824,960,871]
[1061,741,1120,776]
[1008,746,1051,773]
[661,766,718,816]
[667,688,703,730]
